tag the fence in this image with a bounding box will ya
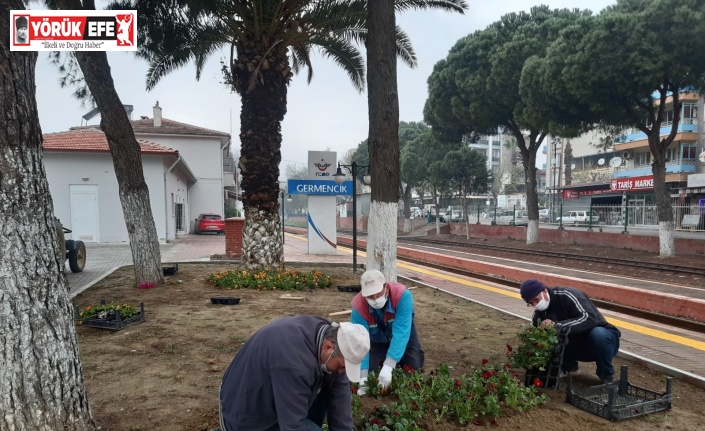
[545,203,705,232]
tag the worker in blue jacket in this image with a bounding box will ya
[219,316,370,431]
[351,269,424,394]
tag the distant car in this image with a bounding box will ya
[538,209,550,223]
[195,213,225,234]
[492,210,529,226]
[447,210,464,223]
[556,210,600,225]
[409,207,423,218]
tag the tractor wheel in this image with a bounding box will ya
[68,241,86,273]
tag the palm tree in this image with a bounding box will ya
[127,0,466,270]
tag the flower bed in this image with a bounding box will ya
[76,299,145,331]
[207,268,332,290]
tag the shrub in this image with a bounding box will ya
[207,268,332,291]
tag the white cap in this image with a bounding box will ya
[336,322,370,383]
[360,269,385,297]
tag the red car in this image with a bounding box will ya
[194,213,225,235]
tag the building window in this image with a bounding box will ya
[683,103,698,124]
[491,166,499,175]
[636,152,651,166]
[666,147,678,163]
[492,149,500,161]
[682,143,697,160]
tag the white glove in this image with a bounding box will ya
[378,365,393,390]
[357,385,367,396]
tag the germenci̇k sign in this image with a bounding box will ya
[10,10,137,52]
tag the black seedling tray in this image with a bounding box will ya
[163,263,179,276]
[524,334,568,390]
[337,285,361,293]
[211,297,241,305]
[566,365,672,421]
[77,300,145,331]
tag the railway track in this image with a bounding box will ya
[397,236,705,277]
[396,254,705,334]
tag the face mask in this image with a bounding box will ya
[535,292,550,311]
[320,350,334,374]
[367,294,387,310]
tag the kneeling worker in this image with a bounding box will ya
[520,279,621,383]
[352,269,424,394]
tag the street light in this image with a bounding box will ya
[333,162,370,273]
[280,190,292,244]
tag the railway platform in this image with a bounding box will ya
[283,229,705,388]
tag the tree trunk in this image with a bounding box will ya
[239,70,287,270]
[524,141,539,245]
[366,0,400,280]
[56,0,163,285]
[649,133,675,257]
[1,3,94,428]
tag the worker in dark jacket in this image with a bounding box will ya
[219,316,370,431]
[520,279,621,383]
[351,269,424,394]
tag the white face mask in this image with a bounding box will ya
[367,294,387,310]
[320,350,334,374]
[535,292,550,311]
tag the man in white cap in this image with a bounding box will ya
[218,316,369,431]
[351,269,424,395]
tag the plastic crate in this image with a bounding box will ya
[566,365,672,421]
[163,263,179,276]
[211,297,240,305]
[337,285,361,293]
[524,334,568,389]
[76,300,145,331]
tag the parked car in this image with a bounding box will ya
[556,210,600,225]
[409,207,423,218]
[195,213,225,234]
[446,210,465,223]
[491,210,529,226]
[538,209,550,223]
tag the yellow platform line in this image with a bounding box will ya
[307,238,705,352]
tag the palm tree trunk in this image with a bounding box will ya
[0,3,94,428]
[73,50,164,285]
[239,75,287,270]
[366,0,400,281]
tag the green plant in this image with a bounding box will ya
[354,361,547,429]
[78,303,139,320]
[508,322,559,371]
[207,268,332,291]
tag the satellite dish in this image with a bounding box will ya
[597,158,605,166]
[699,152,705,163]
[570,163,576,169]
[609,157,623,168]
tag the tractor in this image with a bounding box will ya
[55,218,86,273]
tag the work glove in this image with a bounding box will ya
[357,385,367,396]
[378,364,393,390]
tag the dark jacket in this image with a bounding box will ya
[219,316,353,431]
[531,287,620,337]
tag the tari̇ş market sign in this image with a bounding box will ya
[610,175,654,192]
[288,180,353,196]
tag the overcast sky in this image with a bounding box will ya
[34,0,616,176]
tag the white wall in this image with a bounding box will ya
[44,152,171,243]
[133,134,224,222]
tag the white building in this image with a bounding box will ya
[43,104,232,243]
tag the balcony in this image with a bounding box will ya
[612,161,698,178]
[615,120,698,148]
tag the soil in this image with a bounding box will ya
[73,262,705,431]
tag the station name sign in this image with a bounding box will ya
[288,179,353,196]
[610,175,654,192]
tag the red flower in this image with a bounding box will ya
[351,386,358,394]
[402,364,415,374]
[491,418,499,426]
[393,410,401,416]
[481,358,489,365]
[472,419,483,426]
[369,418,382,426]
[454,378,462,389]
[411,401,419,411]
[506,344,513,352]
[533,377,544,387]
[482,371,492,379]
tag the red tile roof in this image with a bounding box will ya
[43,128,178,155]
[130,117,230,137]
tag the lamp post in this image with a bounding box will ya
[280,190,292,244]
[333,162,370,273]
